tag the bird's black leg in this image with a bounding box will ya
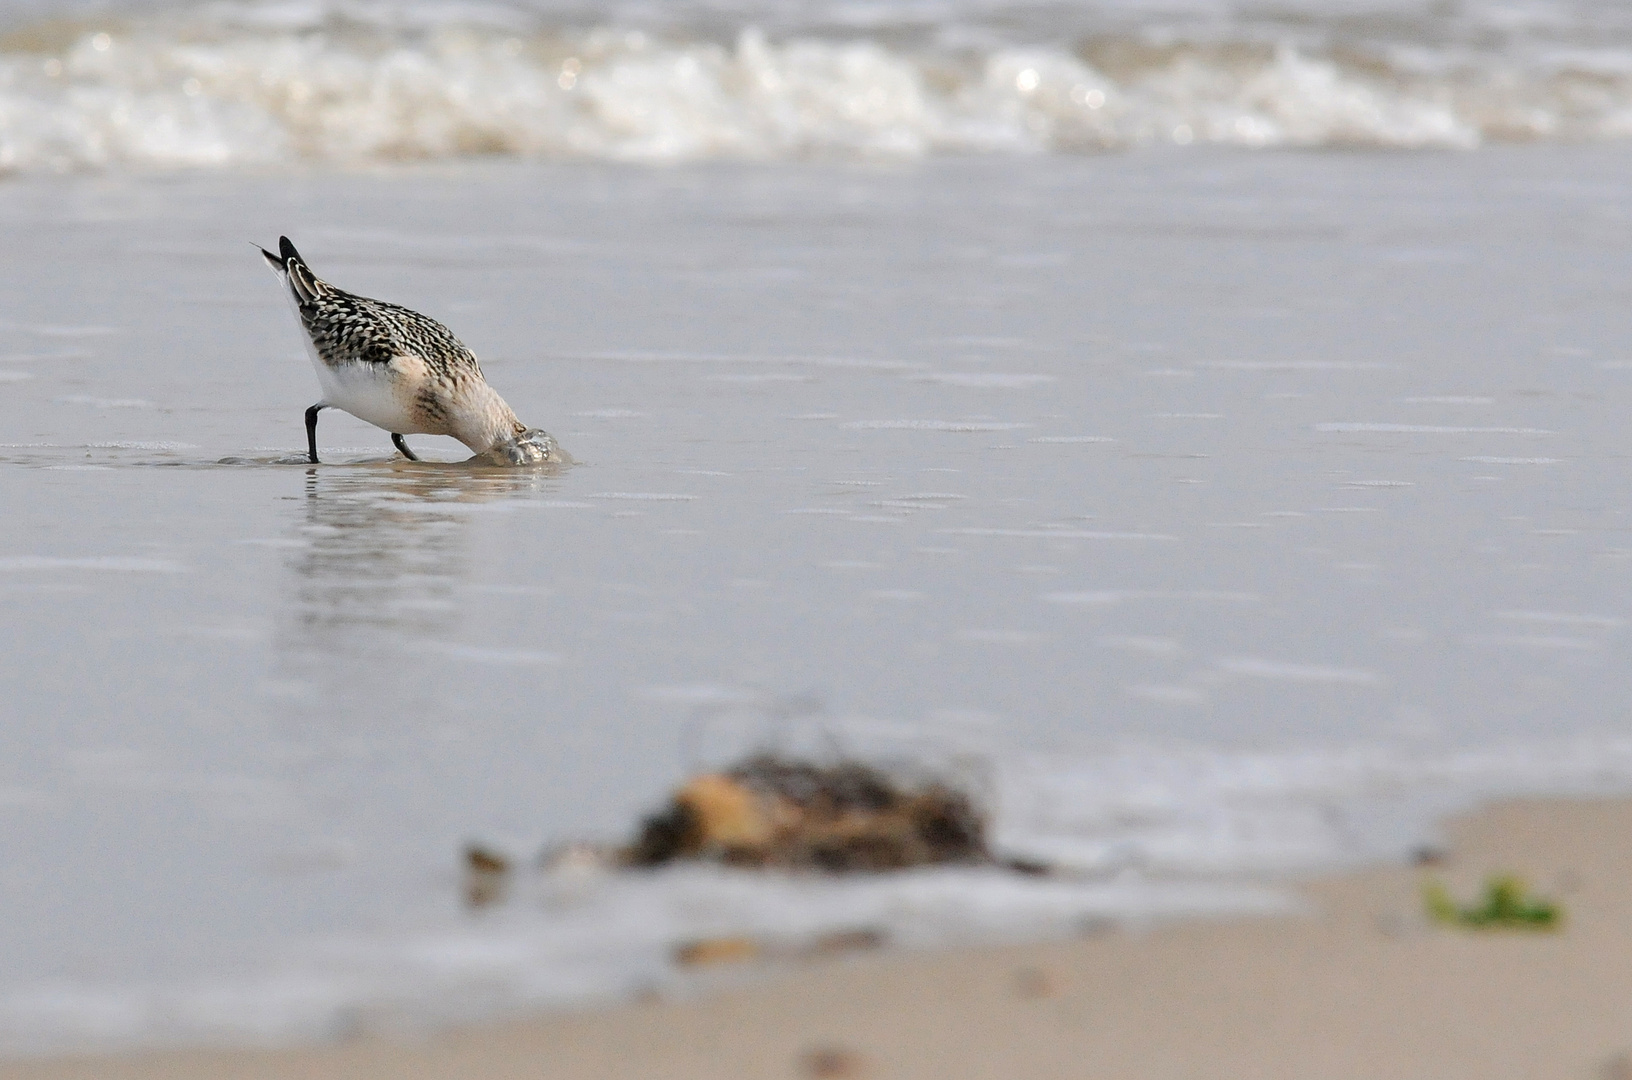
[392,433,419,461]
[305,404,326,464]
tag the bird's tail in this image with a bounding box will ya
[257,236,330,305]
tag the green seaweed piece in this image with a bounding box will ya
[1423,874,1562,931]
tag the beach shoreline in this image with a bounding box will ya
[6,122,1632,1063]
[6,794,1630,1080]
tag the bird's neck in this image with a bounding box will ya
[454,384,526,455]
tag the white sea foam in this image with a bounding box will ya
[1316,423,1554,434]
[54,395,155,408]
[1460,456,1561,464]
[1046,589,1258,604]
[9,1,1632,173]
[1496,610,1626,628]
[0,863,1293,1053]
[1215,657,1382,685]
[0,556,184,572]
[914,373,1055,388]
[845,420,1032,431]
[421,643,562,664]
[944,528,1176,540]
[1201,361,1389,371]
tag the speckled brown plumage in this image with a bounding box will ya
[261,236,561,464]
[292,269,484,388]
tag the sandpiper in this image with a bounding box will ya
[259,236,560,465]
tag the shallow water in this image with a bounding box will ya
[6,146,1632,1047]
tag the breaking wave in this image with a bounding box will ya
[6,0,1632,171]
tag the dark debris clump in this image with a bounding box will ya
[625,754,991,873]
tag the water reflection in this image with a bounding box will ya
[271,463,566,719]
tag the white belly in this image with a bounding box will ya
[312,357,419,433]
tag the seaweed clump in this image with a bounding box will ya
[1423,874,1562,931]
[624,754,990,872]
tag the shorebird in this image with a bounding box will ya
[259,236,558,465]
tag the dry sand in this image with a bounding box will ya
[7,795,1632,1080]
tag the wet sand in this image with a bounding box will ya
[6,794,1630,1079]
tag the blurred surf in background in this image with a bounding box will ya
[4,0,1632,171]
